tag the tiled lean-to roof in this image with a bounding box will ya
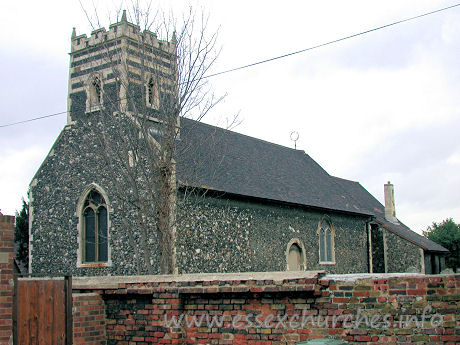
[175,118,447,253]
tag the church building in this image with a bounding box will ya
[28,14,448,277]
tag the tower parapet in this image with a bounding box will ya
[67,10,177,124]
[71,11,175,54]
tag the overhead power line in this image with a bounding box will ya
[1,2,459,129]
[0,111,68,128]
[203,2,460,79]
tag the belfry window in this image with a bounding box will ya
[146,77,159,109]
[85,75,103,113]
[82,189,108,263]
[319,220,335,263]
[148,78,154,104]
[90,77,102,105]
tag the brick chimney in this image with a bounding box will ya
[384,181,397,222]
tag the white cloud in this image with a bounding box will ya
[401,205,460,234]
[446,153,460,165]
[0,147,48,215]
[441,11,460,43]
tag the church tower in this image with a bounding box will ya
[67,10,177,126]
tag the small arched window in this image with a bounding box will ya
[85,74,103,113]
[318,220,335,264]
[146,76,159,109]
[286,239,306,271]
[90,76,102,105]
[82,189,108,263]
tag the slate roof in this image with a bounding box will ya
[176,118,371,216]
[176,118,448,253]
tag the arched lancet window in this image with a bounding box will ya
[90,76,102,105]
[146,76,159,109]
[318,220,335,263]
[82,189,108,263]
[85,74,103,113]
[286,239,306,271]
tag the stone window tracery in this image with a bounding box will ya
[146,76,160,109]
[85,74,103,113]
[90,77,102,105]
[82,189,108,263]
[318,220,335,264]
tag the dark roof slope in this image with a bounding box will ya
[332,177,448,253]
[176,118,370,215]
[176,118,447,253]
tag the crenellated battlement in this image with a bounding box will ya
[71,10,175,54]
[67,9,177,124]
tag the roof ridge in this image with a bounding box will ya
[181,117,333,179]
[331,175,359,184]
[333,176,386,212]
[329,175,373,214]
[181,117,304,153]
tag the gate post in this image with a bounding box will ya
[0,212,15,345]
[65,275,73,345]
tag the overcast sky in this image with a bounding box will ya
[0,0,459,234]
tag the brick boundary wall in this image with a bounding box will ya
[0,213,14,345]
[317,275,459,343]
[73,293,106,345]
[73,272,460,345]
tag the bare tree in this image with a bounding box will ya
[72,3,224,274]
